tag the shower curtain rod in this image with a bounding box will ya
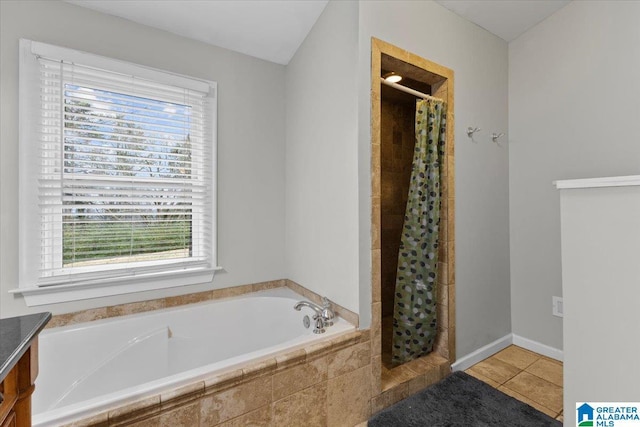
[380,77,441,101]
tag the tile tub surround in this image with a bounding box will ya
[38,280,368,426]
[45,280,284,329]
[58,330,372,427]
[46,279,358,330]
[38,266,445,425]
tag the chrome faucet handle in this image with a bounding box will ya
[312,315,325,334]
[321,297,335,327]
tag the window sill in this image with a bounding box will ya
[10,267,222,307]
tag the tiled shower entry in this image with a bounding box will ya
[370,37,456,406]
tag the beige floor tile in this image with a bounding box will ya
[503,371,563,413]
[542,356,563,366]
[498,386,558,418]
[468,357,521,384]
[492,345,540,370]
[465,368,501,388]
[468,346,564,419]
[526,357,563,387]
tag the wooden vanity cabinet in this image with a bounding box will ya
[0,313,49,427]
[0,344,37,427]
[0,366,18,427]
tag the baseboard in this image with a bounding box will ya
[451,334,512,372]
[452,333,564,371]
[512,334,563,362]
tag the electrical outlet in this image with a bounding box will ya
[552,296,563,317]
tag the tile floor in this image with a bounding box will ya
[465,345,564,423]
[366,345,563,426]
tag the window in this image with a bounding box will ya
[16,40,218,305]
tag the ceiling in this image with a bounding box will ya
[66,0,329,65]
[435,0,570,42]
[66,0,570,65]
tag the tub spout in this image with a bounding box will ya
[294,299,335,333]
[294,300,323,316]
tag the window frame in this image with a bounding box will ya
[14,39,220,306]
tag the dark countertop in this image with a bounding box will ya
[0,312,51,382]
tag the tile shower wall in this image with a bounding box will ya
[380,98,416,318]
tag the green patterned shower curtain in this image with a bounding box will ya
[392,97,446,366]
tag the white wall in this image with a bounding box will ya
[284,1,360,313]
[358,1,511,357]
[0,0,286,318]
[559,183,640,426]
[509,0,640,351]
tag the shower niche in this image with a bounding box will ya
[371,38,455,392]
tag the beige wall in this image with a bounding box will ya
[358,1,511,358]
[0,0,286,317]
[509,0,640,352]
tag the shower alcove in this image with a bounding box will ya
[370,38,455,397]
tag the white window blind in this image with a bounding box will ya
[18,40,217,296]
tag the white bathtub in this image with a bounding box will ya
[33,287,354,426]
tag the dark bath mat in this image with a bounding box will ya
[369,371,561,426]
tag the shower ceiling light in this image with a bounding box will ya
[383,72,402,83]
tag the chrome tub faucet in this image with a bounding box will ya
[294,297,335,334]
[320,297,335,326]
